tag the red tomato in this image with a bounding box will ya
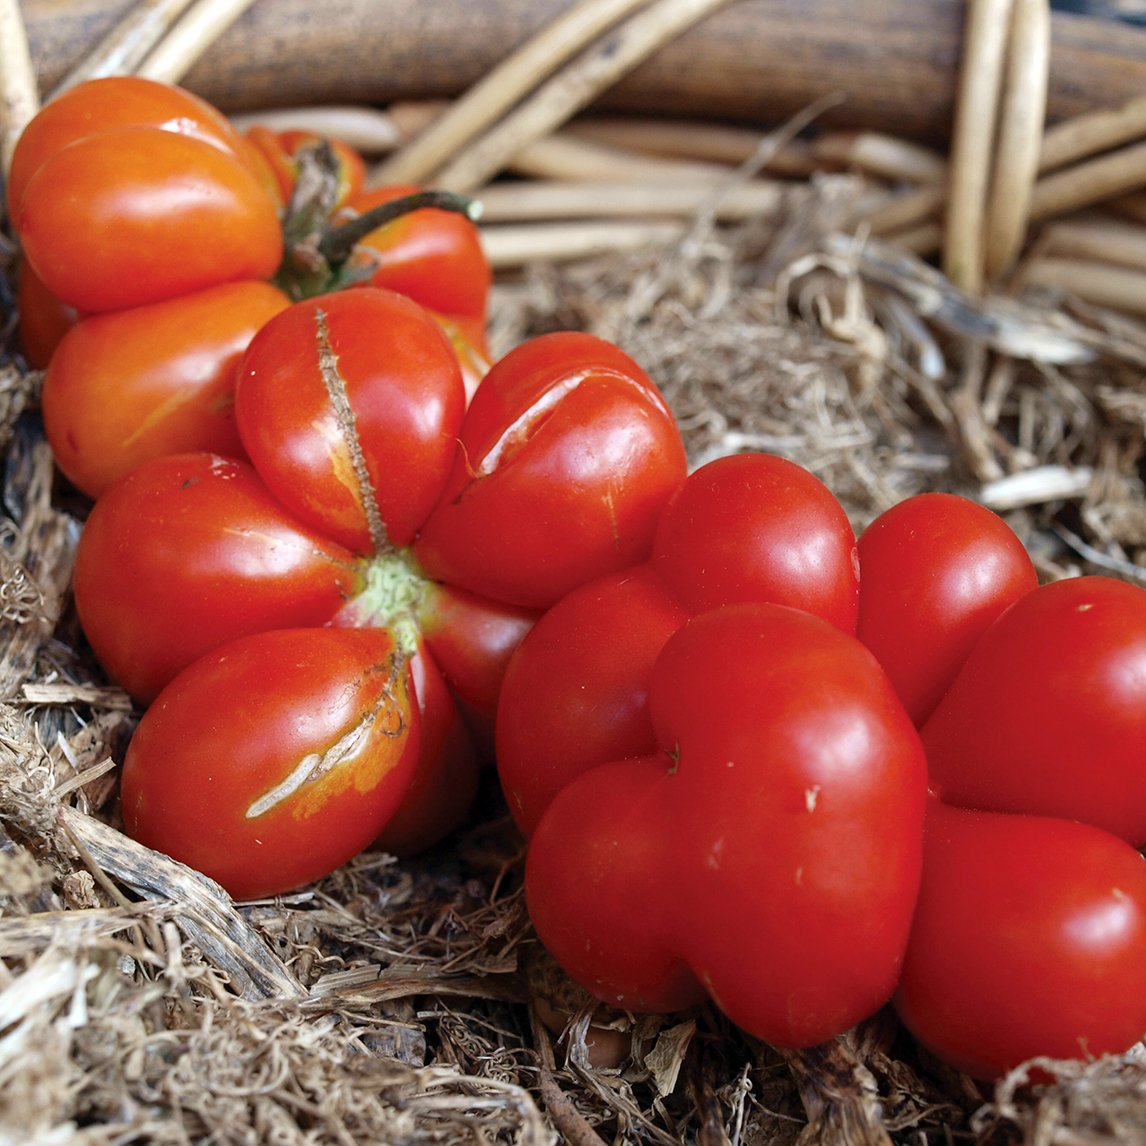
[894,800,1146,1080]
[6,75,244,219]
[497,564,688,836]
[244,124,367,212]
[349,183,490,324]
[922,575,1146,845]
[234,288,467,552]
[525,603,927,1047]
[121,626,419,900]
[413,331,689,609]
[18,125,282,312]
[652,450,859,632]
[16,259,78,369]
[856,493,1038,725]
[42,280,290,497]
[73,453,362,704]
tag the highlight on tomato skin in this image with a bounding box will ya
[893,799,1146,1082]
[121,627,420,901]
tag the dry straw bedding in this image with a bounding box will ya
[5,0,1146,1143]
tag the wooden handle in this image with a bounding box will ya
[21,0,1146,145]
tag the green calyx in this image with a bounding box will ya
[337,549,426,655]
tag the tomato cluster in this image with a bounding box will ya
[497,454,1146,1080]
[9,76,491,497]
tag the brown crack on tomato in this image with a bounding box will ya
[314,306,390,555]
[244,652,409,821]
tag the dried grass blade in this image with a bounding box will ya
[57,805,304,1001]
[1031,139,1146,221]
[944,0,1015,294]
[373,0,656,185]
[431,0,739,193]
[1019,255,1146,316]
[0,0,39,177]
[1040,94,1146,175]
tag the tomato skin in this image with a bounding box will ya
[19,126,283,313]
[245,125,367,212]
[6,75,244,219]
[922,575,1146,845]
[121,627,418,900]
[497,564,687,836]
[235,288,467,553]
[893,800,1146,1080]
[73,453,361,704]
[856,493,1038,725]
[16,259,78,369]
[413,331,689,609]
[42,280,290,498]
[526,603,927,1048]
[350,183,490,323]
[652,451,860,632]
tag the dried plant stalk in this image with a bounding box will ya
[811,131,948,186]
[1031,139,1146,221]
[1039,215,1146,271]
[135,0,260,84]
[0,0,39,176]
[481,218,684,268]
[431,0,738,193]
[944,0,1014,293]
[983,0,1050,280]
[1040,94,1146,174]
[49,0,197,96]
[373,0,654,185]
[1020,256,1146,315]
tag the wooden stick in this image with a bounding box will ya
[1019,255,1146,315]
[373,0,655,185]
[480,218,684,268]
[983,0,1050,280]
[944,0,1015,294]
[432,0,738,193]
[1030,139,1146,221]
[49,0,197,96]
[1039,95,1146,175]
[135,0,261,84]
[0,0,39,177]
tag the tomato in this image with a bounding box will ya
[525,602,927,1048]
[412,331,689,609]
[75,296,686,896]
[6,75,244,220]
[73,453,362,704]
[497,565,688,836]
[893,800,1146,1080]
[244,124,367,212]
[18,125,282,313]
[121,626,419,900]
[234,288,465,552]
[348,183,491,326]
[16,259,78,369]
[922,575,1146,845]
[496,450,860,835]
[652,450,859,631]
[42,280,290,498]
[856,493,1038,725]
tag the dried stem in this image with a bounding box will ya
[1030,139,1146,221]
[983,0,1050,280]
[944,0,1015,294]
[1039,94,1146,174]
[135,0,259,84]
[1020,256,1146,315]
[0,0,39,178]
[481,218,684,269]
[373,0,654,186]
[431,0,739,193]
[50,0,197,96]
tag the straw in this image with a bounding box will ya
[0,0,38,177]
[943,0,1015,294]
[983,0,1050,280]
[372,0,655,186]
[135,0,260,84]
[430,0,738,193]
